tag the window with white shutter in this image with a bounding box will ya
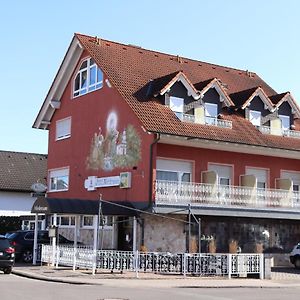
[246,167,268,189]
[208,163,232,185]
[56,117,71,140]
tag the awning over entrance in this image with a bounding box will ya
[31,197,99,214]
[31,197,147,215]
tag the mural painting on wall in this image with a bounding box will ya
[87,111,141,171]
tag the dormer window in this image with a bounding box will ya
[169,96,184,120]
[279,115,290,130]
[204,103,218,125]
[73,58,103,98]
[249,110,261,126]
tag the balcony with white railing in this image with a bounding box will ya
[182,114,232,129]
[283,129,300,138]
[258,125,300,139]
[155,180,300,211]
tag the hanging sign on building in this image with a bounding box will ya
[84,172,132,191]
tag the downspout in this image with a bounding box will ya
[140,132,160,247]
[148,132,160,210]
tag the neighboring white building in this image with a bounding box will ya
[0,150,47,230]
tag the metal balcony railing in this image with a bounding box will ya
[155,180,300,210]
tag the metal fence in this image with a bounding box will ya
[41,245,264,279]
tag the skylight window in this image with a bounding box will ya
[73,58,103,97]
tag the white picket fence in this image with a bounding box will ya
[41,245,264,279]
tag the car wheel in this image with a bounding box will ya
[3,267,12,274]
[22,250,33,263]
[294,257,300,269]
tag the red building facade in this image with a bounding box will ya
[34,34,300,254]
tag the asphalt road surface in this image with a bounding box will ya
[1,273,300,300]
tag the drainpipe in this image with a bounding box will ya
[140,133,160,249]
[148,133,160,210]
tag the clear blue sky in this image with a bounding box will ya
[0,0,299,154]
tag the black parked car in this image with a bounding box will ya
[0,235,15,274]
[7,230,76,263]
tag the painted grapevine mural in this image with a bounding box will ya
[87,111,141,171]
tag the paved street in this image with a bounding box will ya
[1,273,300,300]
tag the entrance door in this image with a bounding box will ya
[117,217,133,251]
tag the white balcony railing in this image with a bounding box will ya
[155,180,300,210]
[182,114,232,129]
[284,129,300,138]
[258,125,271,135]
[182,114,195,123]
[259,125,300,139]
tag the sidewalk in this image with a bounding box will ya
[11,264,300,288]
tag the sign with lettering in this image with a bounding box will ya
[33,205,48,212]
[84,175,121,191]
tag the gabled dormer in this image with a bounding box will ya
[154,73,233,129]
[269,92,300,137]
[192,78,234,127]
[153,71,199,121]
[231,87,274,127]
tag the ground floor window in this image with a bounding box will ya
[82,215,94,228]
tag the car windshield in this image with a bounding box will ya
[6,232,18,239]
[0,238,10,248]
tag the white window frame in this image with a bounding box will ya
[249,110,261,126]
[56,117,71,141]
[246,167,269,189]
[59,216,75,228]
[73,57,103,98]
[48,167,69,192]
[281,170,300,192]
[99,216,114,229]
[169,96,184,120]
[279,115,290,130]
[81,215,94,228]
[208,163,233,186]
[50,215,75,228]
[156,158,193,183]
[204,103,218,125]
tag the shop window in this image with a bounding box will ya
[82,216,94,228]
[100,216,114,228]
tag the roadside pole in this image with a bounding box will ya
[32,213,39,265]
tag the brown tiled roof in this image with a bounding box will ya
[0,151,47,192]
[230,87,258,108]
[75,34,300,152]
[270,93,289,105]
